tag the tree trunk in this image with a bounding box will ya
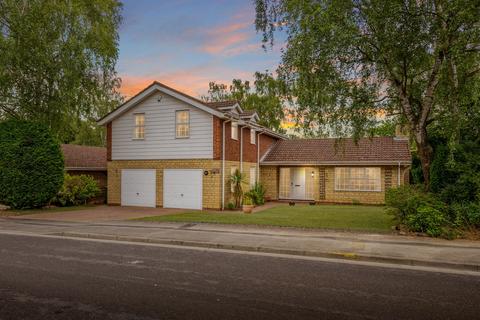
[414,127,433,190]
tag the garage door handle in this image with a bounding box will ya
[136,192,140,196]
[180,194,184,197]
[295,184,301,187]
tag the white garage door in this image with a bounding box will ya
[163,169,203,210]
[121,169,156,207]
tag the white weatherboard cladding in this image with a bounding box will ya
[112,93,213,160]
[121,169,156,207]
[163,169,203,210]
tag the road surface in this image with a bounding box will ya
[0,233,478,319]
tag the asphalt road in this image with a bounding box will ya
[0,233,479,320]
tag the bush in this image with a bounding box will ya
[226,202,235,210]
[248,183,266,205]
[451,202,480,228]
[405,205,447,237]
[385,185,446,223]
[54,174,100,206]
[0,120,64,209]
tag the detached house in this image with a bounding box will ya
[98,81,411,210]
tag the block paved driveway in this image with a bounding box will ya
[8,205,182,222]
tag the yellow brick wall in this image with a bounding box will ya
[259,166,278,200]
[322,166,386,205]
[108,160,223,209]
[259,165,410,205]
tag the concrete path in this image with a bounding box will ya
[6,205,182,222]
[1,218,479,273]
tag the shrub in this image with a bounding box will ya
[54,174,100,206]
[405,205,447,237]
[0,120,64,209]
[385,185,445,223]
[230,169,245,208]
[243,195,253,206]
[451,202,480,228]
[248,182,266,205]
[226,202,235,210]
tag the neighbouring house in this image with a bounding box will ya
[61,144,108,201]
[97,81,411,210]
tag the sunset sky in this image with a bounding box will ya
[117,0,284,99]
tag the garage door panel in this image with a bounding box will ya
[121,169,156,207]
[163,169,202,210]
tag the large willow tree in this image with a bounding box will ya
[0,0,122,144]
[254,0,480,188]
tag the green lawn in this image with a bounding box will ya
[138,204,394,232]
[0,205,95,216]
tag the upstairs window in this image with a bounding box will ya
[250,129,256,144]
[176,110,190,138]
[231,122,238,140]
[134,113,145,139]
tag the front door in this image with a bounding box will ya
[291,168,306,199]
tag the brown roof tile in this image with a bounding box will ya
[262,137,411,164]
[204,100,239,109]
[61,144,107,170]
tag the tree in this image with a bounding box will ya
[0,0,122,144]
[0,119,64,209]
[203,72,286,132]
[254,0,480,188]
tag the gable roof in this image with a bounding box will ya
[61,144,107,170]
[97,81,287,140]
[97,81,224,125]
[261,137,411,165]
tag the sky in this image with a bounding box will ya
[117,0,284,99]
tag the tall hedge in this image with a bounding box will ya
[0,120,64,209]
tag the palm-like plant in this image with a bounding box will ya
[230,169,245,208]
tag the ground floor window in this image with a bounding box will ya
[249,167,256,188]
[334,167,381,192]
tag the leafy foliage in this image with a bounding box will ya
[0,119,64,209]
[245,182,266,206]
[385,185,446,224]
[203,72,286,132]
[254,0,480,187]
[0,0,123,144]
[230,169,246,208]
[405,205,447,237]
[53,174,100,207]
[451,202,480,229]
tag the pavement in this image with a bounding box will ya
[1,217,479,273]
[1,232,479,319]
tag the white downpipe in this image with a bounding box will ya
[257,131,265,181]
[222,119,231,210]
[240,126,244,173]
[397,161,401,186]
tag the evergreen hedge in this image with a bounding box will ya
[0,120,64,209]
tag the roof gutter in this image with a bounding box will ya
[260,161,412,166]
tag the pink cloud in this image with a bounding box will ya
[119,66,254,99]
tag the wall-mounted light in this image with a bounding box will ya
[157,95,163,103]
[311,171,315,177]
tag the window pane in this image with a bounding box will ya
[231,122,238,139]
[335,167,381,192]
[250,129,255,144]
[176,111,190,137]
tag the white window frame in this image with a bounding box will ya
[334,167,381,192]
[175,110,190,138]
[250,129,256,144]
[249,167,256,188]
[231,122,238,140]
[133,113,145,140]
